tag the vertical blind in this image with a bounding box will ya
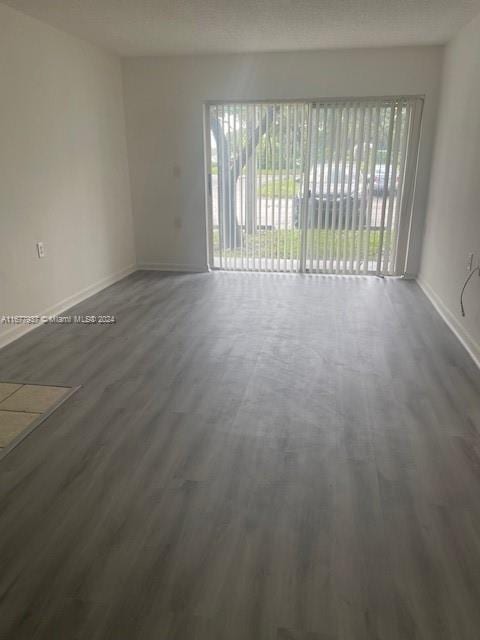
[206,97,423,275]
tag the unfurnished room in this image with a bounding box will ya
[1,1,480,638]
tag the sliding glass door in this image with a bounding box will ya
[205,97,423,275]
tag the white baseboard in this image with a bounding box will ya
[137,263,209,273]
[417,277,480,370]
[0,265,135,350]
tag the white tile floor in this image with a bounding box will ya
[0,383,72,451]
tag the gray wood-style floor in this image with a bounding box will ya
[1,271,480,640]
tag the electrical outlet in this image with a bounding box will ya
[467,252,474,272]
[36,241,45,258]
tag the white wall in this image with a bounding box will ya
[123,47,443,273]
[0,4,135,347]
[419,12,480,366]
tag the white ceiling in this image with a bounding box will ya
[3,0,480,56]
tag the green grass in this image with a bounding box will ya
[258,176,296,198]
[213,228,383,262]
[209,168,298,197]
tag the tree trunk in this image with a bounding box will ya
[210,115,238,249]
[210,106,276,249]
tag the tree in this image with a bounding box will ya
[210,106,276,249]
